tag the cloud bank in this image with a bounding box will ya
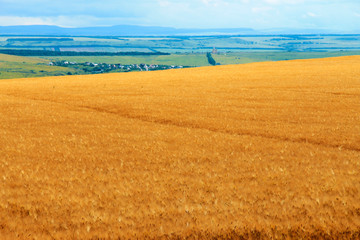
[0,0,359,31]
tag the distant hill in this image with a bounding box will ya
[0,25,256,36]
[259,28,347,35]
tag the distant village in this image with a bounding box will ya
[49,60,186,74]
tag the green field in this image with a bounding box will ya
[41,50,360,67]
[213,51,360,65]
[1,34,360,79]
[0,54,79,79]
[2,50,360,79]
[41,53,210,67]
[2,35,360,53]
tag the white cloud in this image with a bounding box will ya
[307,12,317,17]
[263,0,305,4]
[0,0,358,31]
[252,6,273,13]
[263,0,280,4]
[0,16,54,26]
[0,15,132,27]
[158,0,170,7]
[201,0,228,7]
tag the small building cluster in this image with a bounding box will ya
[49,61,185,74]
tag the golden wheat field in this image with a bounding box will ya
[0,56,360,239]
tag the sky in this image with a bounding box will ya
[0,0,359,31]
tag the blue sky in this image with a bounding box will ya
[0,0,359,31]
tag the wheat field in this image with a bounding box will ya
[0,56,360,239]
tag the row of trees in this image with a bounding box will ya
[6,38,74,42]
[206,52,217,65]
[0,49,170,56]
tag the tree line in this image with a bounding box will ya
[0,49,170,56]
[206,52,217,65]
[6,38,74,42]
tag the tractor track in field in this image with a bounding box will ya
[83,105,360,153]
[3,92,360,153]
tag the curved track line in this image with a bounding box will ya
[2,93,359,153]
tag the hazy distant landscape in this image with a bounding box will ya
[1,26,360,79]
